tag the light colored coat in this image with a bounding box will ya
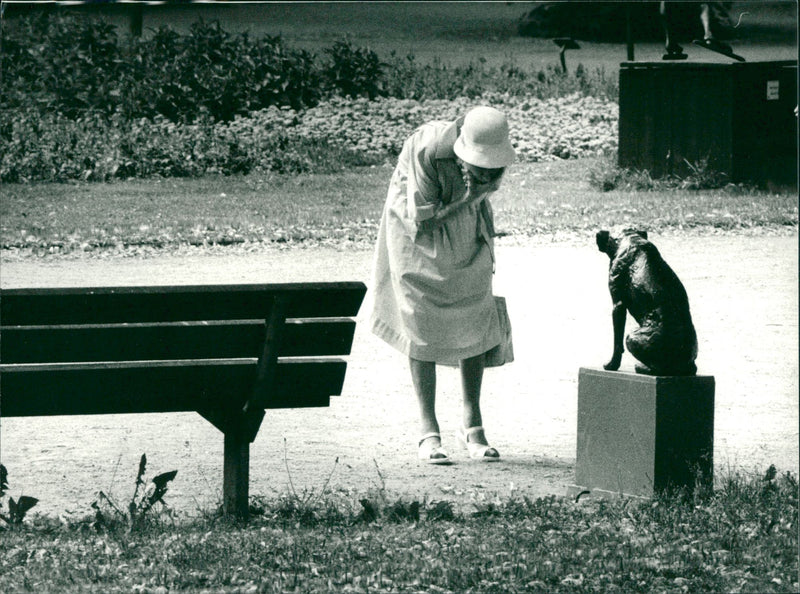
[370,118,501,363]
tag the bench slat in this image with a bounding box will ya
[0,319,356,363]
[0,282,366,325]
[0,358,345,417]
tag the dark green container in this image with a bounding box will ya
[618,60,798,188]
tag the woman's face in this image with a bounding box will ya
[462,162,505,185]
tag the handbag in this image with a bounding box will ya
[485,295,514,367]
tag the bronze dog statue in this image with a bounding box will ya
[596,228,697,376]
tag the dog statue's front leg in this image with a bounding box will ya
[604,302,626,370]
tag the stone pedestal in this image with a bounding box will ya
[568,367,715,499]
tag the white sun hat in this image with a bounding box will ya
[453,106,516,169]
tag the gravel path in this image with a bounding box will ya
[1,234,797,518]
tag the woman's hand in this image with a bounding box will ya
[418,162,504,233]
[465,174,502,199]
[462,163,504,199]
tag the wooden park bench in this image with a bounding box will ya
[0,282,366,518]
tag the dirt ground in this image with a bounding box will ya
[1,233,797,518]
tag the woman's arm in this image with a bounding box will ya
[418,175,501,231]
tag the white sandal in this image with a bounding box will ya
[418,432,450,464]
[456,426,500,461]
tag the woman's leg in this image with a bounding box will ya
[459,353,498,457]
[460,353,485,435]
[409,356,439,440]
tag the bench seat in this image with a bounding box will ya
[0,281,367,518]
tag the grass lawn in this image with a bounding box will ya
[0,467,797,592]
[2,159,797,255]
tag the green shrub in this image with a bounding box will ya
[1,12,125,117]
[2,11,618,125]
[0,106,389,182]
[122,22,322,122]
[1,13,324,123]
[0,109,121,182]
[323,39,387,100]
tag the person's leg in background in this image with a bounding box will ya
[660,1,688,60]
[695,2,734,55]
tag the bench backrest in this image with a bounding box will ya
[0,282,366,418]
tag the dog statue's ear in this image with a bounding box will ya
[596,230,610,252]
[637,230,648,240]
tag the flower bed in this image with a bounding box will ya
[1,94,618,182]
[238,93,618,163]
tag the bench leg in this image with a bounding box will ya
[223,430,250,519]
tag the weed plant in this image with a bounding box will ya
[0,464,39,528]
[589,153,744,193]
[1,467,796,592]
[91,454,178,533]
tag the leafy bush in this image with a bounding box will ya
[1,12,125,117]
[121,21,322,122]
[1,11,617,124]
[0,106,390,182]
[323,38,387,100]
[1,13,323,122]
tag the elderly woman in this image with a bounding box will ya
[370,106,515,464]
